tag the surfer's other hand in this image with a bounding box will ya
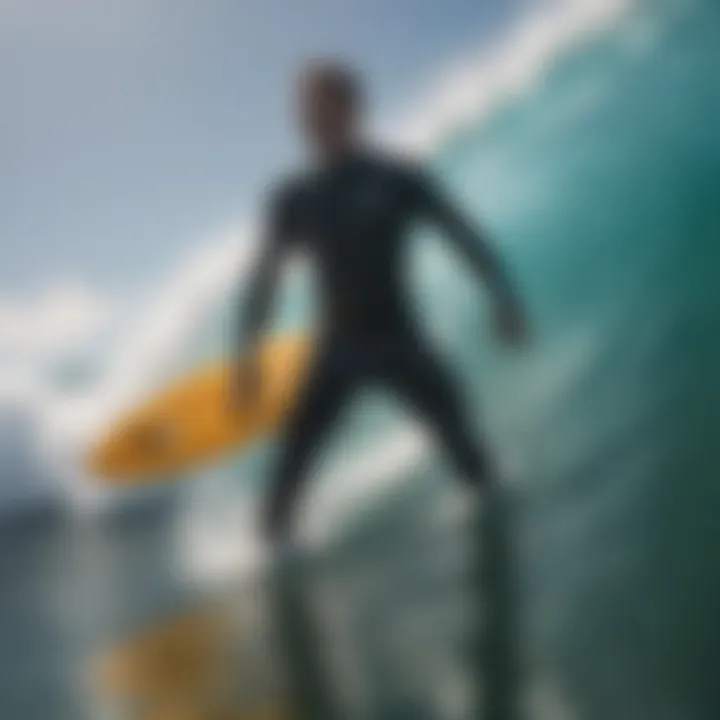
[230,356,261,413]
[492,300,528,347]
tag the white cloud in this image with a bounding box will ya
[0,225,259,513]
[0,283,108,359]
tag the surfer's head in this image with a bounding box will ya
[296,59,364,159]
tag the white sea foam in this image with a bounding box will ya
[178,426,429,584]
[385,0,629,152]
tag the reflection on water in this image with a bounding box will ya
[0,477,518,720]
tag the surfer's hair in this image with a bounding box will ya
[299,58,364,112]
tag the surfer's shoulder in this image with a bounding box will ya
[368,151,436,205]
[362,147,417,175]
[371,149,430,188]
[263,173,313,234]
[266,172,308,210]
[257,174,306,242]
[356,149,429,203]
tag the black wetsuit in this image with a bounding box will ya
[243,149,512,541]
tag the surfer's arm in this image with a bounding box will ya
[239,239,285,350]
[231,188,297,409]
[413,168,517,308]
[411,167,527,344]
[236,184,298,352]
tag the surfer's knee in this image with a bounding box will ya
[452,436,494,488]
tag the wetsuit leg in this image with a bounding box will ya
[380,336,492,486]
[265,341,359,542]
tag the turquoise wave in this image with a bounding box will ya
[433,1,720,717]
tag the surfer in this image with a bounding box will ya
[234,60,528,544]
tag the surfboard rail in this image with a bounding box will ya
[87,333,313,484]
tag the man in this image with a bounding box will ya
[234,60,527,545]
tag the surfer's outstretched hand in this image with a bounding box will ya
[229,354,261,414]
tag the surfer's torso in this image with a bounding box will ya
[270,150,432,337]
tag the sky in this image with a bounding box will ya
[2,0,522,299]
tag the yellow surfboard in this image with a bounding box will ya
[88,333,314,484]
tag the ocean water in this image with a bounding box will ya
[3,0,720,717]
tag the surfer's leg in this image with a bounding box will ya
[265,342,358,543]
[383,338,492,487]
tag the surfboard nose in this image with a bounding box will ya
[84,334,313,486]
[87,420,177,481]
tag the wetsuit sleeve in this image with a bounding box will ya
[266,181,303,246]
[236,183,300,349]
[409,165,518,307]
